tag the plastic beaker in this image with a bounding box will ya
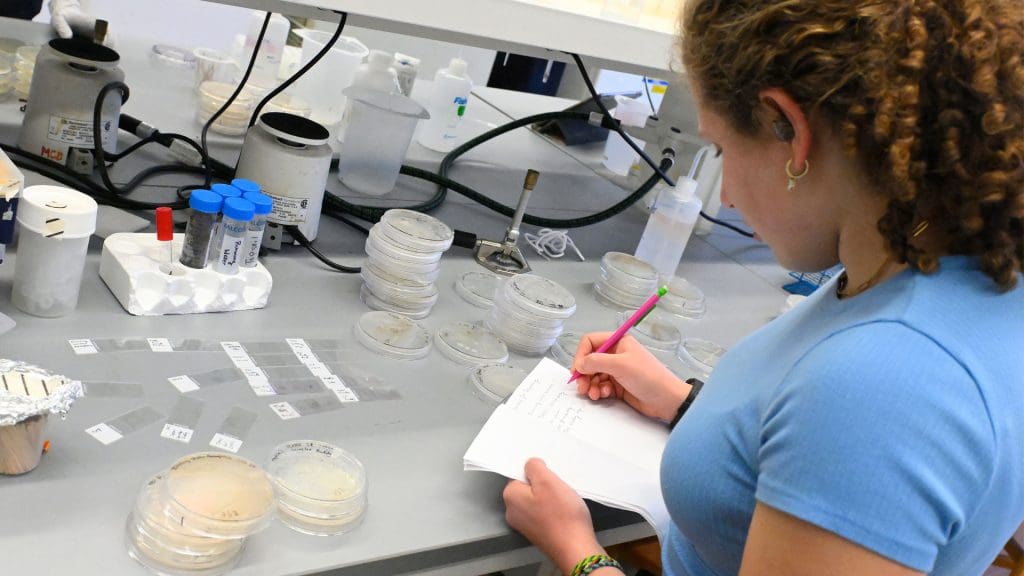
[193,48,238,89]
[293,30,367,126]
[337,87,428,196]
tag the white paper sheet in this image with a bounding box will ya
[464,358,670,537]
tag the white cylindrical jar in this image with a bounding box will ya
[11,185,98,317]
[235,112,331,246]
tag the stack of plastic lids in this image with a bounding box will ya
[266,440,367,536]
[360,209,453,319]
[660,276,706,319]
[676,338,727,379]
[486,274,576,356]
[125,452,274,576]
[594,252,659,309]
[618,309,681,352]
[354,310,431,360]
[470,363,528,404]
[196,81,256,136]
[14,45,38,100]
[454,271,500,309]
[0,59,12,98]
[435,321,508,366]
[549,331,583,368]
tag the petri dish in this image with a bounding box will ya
[660,276,707,319]
[676,338,727,378]
[378,209,454,252]
[455,271,499,309]
[354,310,431,359]
[502,274,577,319]
[602,252,658,285]
[126,515,244,576]
[131,474,241,559]
[196,81,256,136]
[267,440,367,536]
[262,92,311,118]
[593,278,650,309]
[435,322,509,366]
[470,363,528,404]
[151,44,197,68]
[360,267,439,307]
[549,331,583,368]
[368,226,443,264]
[618,310,681,352]
[160,452,275,540]
[492,291,568,330]
[363,259,434,289]
[360,284,433,320]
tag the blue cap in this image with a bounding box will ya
[231,178,261,195]
[243,192,273,215]
[189,189,222,214]
[211,183,242,198]
[223,197,255,222]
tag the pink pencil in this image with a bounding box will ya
[567,285,669,384]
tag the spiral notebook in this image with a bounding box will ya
[463,358,670,537]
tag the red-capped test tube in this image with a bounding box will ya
[155,207,174,266]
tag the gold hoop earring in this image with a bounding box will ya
[785,159,810,190]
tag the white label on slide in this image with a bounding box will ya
[167,375,200,393]
[148,338,174,353]
[85,423,123,445]
[209,433,243,453]
[269,401,301,420]
[221,341,256,370]
[69,339,99,355]
[160,424,194,444]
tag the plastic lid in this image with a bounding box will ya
[455,271,499,309]
[155,207,174,241]
[602,252,658,282]
[619,309,680,351]
[188,190,222,214]
[379,209,454,251]
[436,322,508,366]
[671,176,698,202]
[151,44,196,67]
[230,178,260,195]
[267,440,366,506]
[550,331,583,368]
[446,57,468,76]
[210,183,241,198]
[503,274,577,319]
[354,311,431,359]
[222,197,255,222]
[16,185,98,238]
[359,285,433,320]
[661,276,706,319]
[393,52,420,67]
[242,192,273,215]
[470,364,528,404]
[198,81,255,107]
[367,49,393,68]
[677,338,726,375]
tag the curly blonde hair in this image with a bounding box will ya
[681,0,1024,290]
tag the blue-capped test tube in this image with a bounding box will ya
[179,190,222,269]
[208,183,242,262]
[213,197,255,275]
[241,192,272,268]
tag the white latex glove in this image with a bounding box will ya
[49,0,115,47]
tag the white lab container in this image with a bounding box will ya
[243,11,289,90]
[418,57,473,153]
[235,112,332,244]
[293,30,368,127]
[634,176,702,283]
[337,87,429,196]
[11,185,97,317]
[602,96,649,176]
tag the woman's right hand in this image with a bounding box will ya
[573,332,691,422]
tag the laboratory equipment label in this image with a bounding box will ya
[148,338,174,352]
[69,339,99,355]
[209,433,243,453]
[48,115,96,147]
[266,193,307,225]
[160,424,194,444]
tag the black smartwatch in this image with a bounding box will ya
[669,378,704,429]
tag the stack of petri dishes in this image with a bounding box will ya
[196,81,256,136]
[593,252,660,309]
[486,274,576,356]
[676,338,727,379]
[549,331,583,368]
[470,363,528,404]
[360,209,453,319]
[0,57,12,99]
[354,310,431,360]
[266,440,368,536]
[125,452,274,576]
[14,45,39,100]
[454,271,500,309]
[618,310,681,352]
[660,276,706,319]
[436,321,508,366]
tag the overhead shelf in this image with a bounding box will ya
[209,0,680,76]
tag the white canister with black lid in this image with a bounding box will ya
[11,185,98,317]
[234,112,331,248]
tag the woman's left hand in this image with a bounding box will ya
[503,458,605,573]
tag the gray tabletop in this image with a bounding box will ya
[0,17,789,576]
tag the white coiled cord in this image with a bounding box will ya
[523,229,585,261]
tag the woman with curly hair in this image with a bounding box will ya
[502,1,1024,574]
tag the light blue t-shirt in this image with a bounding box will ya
[661,256,1024,575]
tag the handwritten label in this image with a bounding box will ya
[220,341,256,370]
[209,433,243,453]
[85,423,122,445]
[69,339,99,355]
[322,375,359,403]
[160,424,194,443]
[269,401,301,420]
[167,375,200,393]
[147,338,174,353]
